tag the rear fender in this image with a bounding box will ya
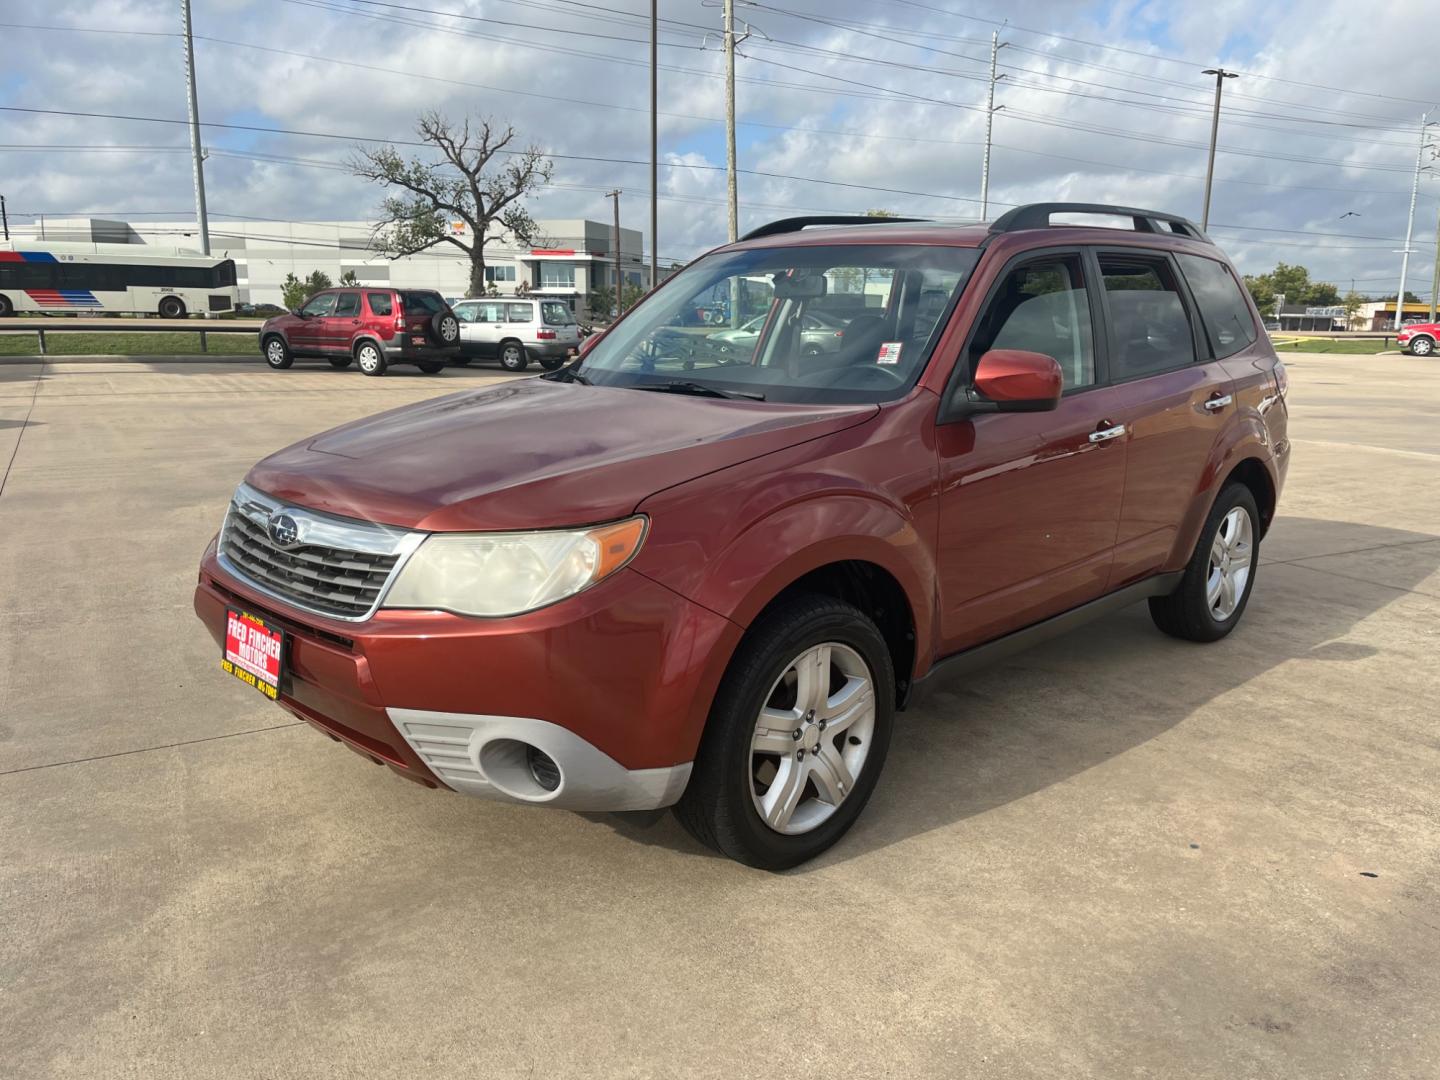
[1166,416,1279,571]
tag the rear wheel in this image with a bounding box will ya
[1149,483,1260,642]
[674,594,894,870]
[1409,335,1435,357]
[451,356,473,367]
[158,296,186,320]
[0,293,13,318]
[499,341,528,371]
[355,341,387,376]
[416,360,445,374]
[328,357,352,370]
[539,356,566,371]
[262,335,293,370]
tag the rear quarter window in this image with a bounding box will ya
[367,292,393,316]
[1176,253,1259,359]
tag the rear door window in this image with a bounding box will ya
[507,302,535,323]
[333,291,360,317]
[1097,254,1197,379]
[1176,253,1258,358]
[366,292,393,316]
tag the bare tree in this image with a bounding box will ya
[350,112,554,298]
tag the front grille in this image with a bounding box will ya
[218,485,415,620]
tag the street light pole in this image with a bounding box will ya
[1430,203,1439,323]
[1394,111,1434,332]
[180,0,210,255]
[649,0,658,290]
[723,0,739,244]
[1200,68,1237,230]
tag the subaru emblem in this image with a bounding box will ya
[268,512,300,549]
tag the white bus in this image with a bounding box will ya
[0,242,239,318]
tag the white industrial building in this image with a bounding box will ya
[10,216,650,319]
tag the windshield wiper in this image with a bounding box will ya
[542,363,592,385]
[634,380,765,401]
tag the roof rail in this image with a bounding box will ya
[738,215,930,242]
[989,203,1211,243]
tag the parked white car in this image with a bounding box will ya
[451,298,581,371]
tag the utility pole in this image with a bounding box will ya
[1200,68,1238,230]
[606,189,623,315]
[980,31,1007,221]
[180,0,210,255]
[1429,205,1439,323]
[649,0,658,291]
[0,195,9,242]
[1394,111,1434,331]
[723,0,739,244]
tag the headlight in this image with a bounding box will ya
[383,516,647,617]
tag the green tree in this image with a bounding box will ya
[1243,262,1341,312]
[589,284,616,319]
[349,111,554,298]
[1342,289,1364,329]
[280,270,333,311]
[338,269,360,287]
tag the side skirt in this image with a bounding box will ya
[904,572,1183,709]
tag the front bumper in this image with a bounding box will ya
[194,540,739,810]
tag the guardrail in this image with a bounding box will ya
[0,317,262,355]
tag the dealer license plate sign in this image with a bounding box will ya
[222,608,285,700]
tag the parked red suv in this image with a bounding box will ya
[196,204,1289,869]
[260,287,461,375]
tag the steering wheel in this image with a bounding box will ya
[828,363,907,389]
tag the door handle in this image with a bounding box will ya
[1089,424,1127,444]
[350,319,361,325]
[1203,393,1233,412]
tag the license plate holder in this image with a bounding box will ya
[222,607,286,701]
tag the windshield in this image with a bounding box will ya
[575,244,980,403]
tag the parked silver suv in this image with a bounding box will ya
[452,297,581,371]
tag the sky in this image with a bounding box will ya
[1,0,1438,296]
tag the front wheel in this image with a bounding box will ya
[263,336,293,370]
[674,594,894,870]
[355,341,387,376]
[1149,483,1260,642]
[1409,335,1435,357]
[158,296,186,320]
[499,341,529,371]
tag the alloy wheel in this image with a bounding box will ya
[266,340,286,366]
[1207,506,1253,621]
[750,642,876,835]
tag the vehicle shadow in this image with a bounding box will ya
[586,516,1440,870]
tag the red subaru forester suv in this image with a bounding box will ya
[196,204,1289,869]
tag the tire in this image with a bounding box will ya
[1149,482,1260,642]
[355,340,387,376]
[328,357,353,370]
[0,293,13,318]
[416,360,445,374]
[1409,335,1435,357]
[674,594,895,871]
[158,296,186,320]
[262,335,293,370]
[538,356,566,371]
[499,341,529,371]
[430,311,460,346]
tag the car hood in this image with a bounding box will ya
[245,378,878,531]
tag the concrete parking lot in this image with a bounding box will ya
[1,353,1437,1079]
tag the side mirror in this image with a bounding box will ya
[953,349,1063,417]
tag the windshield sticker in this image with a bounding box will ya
[876,342,903,365]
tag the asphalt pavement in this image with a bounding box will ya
[1,353,1437,1079]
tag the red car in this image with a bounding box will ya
[196,203,1289,869]
[1396,322,1438,356]
[259,287,460,375]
